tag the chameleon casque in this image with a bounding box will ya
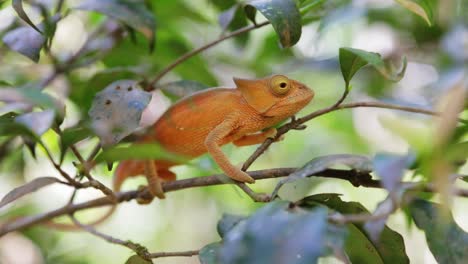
[114,74,314,200]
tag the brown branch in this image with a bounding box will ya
[148,21,270,88]
[150,250,200,259]
[1,168,467,237]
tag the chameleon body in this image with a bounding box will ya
[114,75,314,199]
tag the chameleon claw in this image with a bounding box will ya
[136,185,155,205]
[293,124,307,130]
[230,170,255,183]
[290,115,306,130]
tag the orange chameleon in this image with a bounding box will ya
[114,74,314,200]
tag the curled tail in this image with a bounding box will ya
[45,160,174,230]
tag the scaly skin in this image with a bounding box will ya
[115,75,314,200]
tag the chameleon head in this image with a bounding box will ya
[234,74,314,118]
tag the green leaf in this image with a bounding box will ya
[409,199,468,264]
[272,154,372,198]
[0,81,12,86]
[0,177,61,208]
[299,0,352,25]
[75,0,156,51]
[88,80,151,146]
[216,214,247,238]
[2,26,46,62]
[12,0,42,33]
[244,0,302,48]
[395,0,433,26]
[339,47,407,89]
[199,242,222,264]
[301,194,409,264]
[210,0,237,10]
[124,255,151,264]
[447,141,468,166]
[95,143,187,164]
[219,201,329,264]
[60,125,94,163]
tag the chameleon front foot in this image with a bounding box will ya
[135,161,166,204]
[136,185,155,204]
[229,170,255,183]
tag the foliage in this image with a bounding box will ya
[0,0,466,263]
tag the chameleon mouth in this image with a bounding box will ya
[265,87,314,115]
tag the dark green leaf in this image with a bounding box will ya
[301,194,409,264]
[199,242,222,264]
[410,199,468,264]
[220,201,329,264]
[0,81,12,86]
[12,0,42,33]
[60,125,93,163]
[339,47,407,88]
[217,214,247,238]
[0,177,61,208]
[95,143,187,164]
[210,0,237,10]
[124,255,151,264]
[88,80,151,146]
[244,0,302,47]
[75,0,156,51]
[272,154,372,198]
[2,26,46,62]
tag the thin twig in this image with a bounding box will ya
[86,143,101,162]
[150,250,200,259]
[69,214,151,260]
[1,168,467,237]
[148,21,270,87]
[242,99,455,171]
[41,20,109,88]
[54,127,115,198]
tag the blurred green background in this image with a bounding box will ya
[0,0,466,263]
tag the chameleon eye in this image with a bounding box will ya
[269,75,291,96]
